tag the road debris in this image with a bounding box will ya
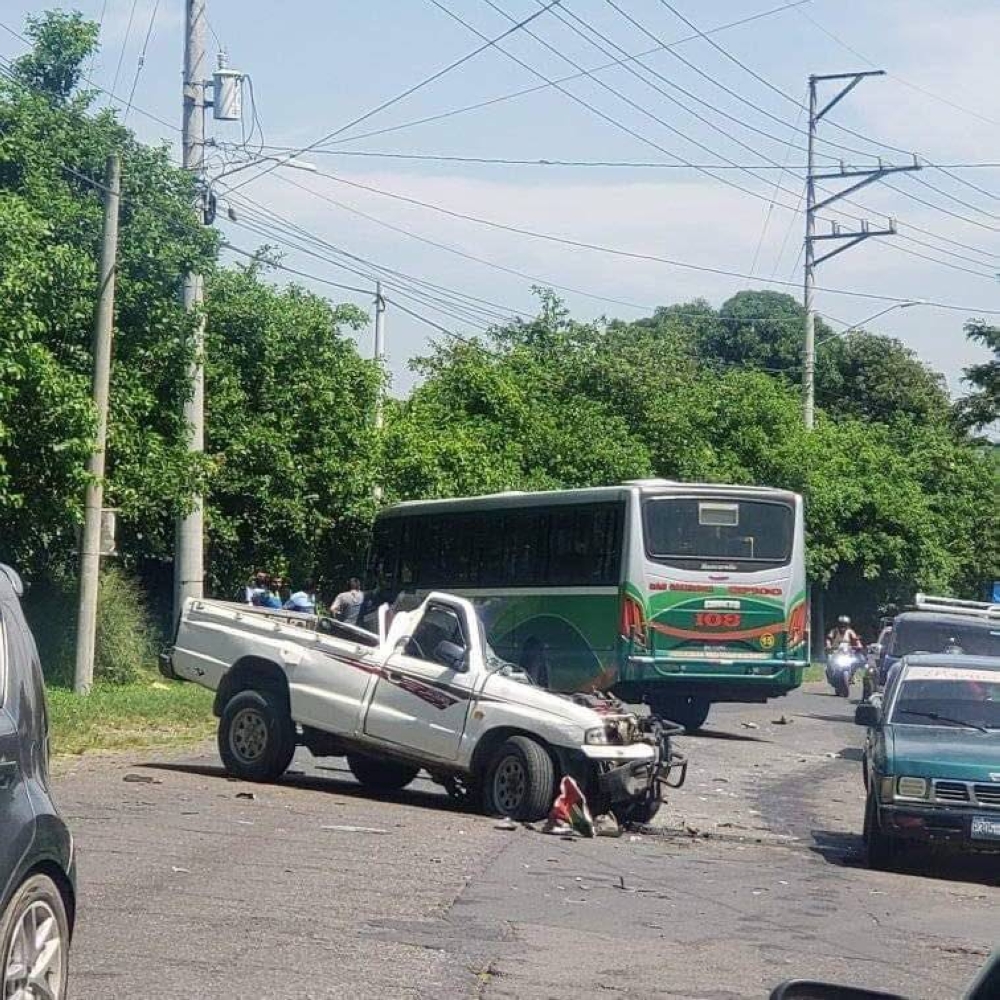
[741,721,759,730]
[494,818,518,831]
[320,824,389,835]
[542,776,594,838]
[171,866,190,874]
[593,813,621,838]
[235,791,257,800]
[123,773,160,784]
[772,715,792,725]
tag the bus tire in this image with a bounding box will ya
[651,696,710,733]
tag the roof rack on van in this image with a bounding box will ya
[914,593,1000,620]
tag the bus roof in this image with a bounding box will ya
[379,481,801,516]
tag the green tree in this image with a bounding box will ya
[0,10,214,579]
[955,320,1000,431]
[204,262,380,595]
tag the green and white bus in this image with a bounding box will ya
[367,479,808,730]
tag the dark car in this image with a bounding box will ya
[878,600,1000,685]
[0,564,75,998]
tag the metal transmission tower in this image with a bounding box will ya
[802,71,920,428]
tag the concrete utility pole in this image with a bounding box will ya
[372,282,386,502]
[175,0,208,621]
[75,153,121,695]
[803,71,921,429]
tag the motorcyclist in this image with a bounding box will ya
[826,615,863,653]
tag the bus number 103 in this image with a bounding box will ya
[694,612,742,628]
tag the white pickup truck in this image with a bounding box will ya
[161,592,686,823]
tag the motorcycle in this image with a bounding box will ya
[825,641,866,698]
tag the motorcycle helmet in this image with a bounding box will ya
[837,615,850,625]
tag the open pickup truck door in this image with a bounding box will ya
[363,597,479,761]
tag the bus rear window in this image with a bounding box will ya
[643,498,793,570]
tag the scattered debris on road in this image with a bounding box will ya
[320,824,389,835]
[741,721,759,730]
[123,773,160,784]
[772,715,792,725]
[235,791,257,800]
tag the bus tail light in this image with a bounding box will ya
[621,595,645,643]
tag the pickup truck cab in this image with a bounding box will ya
[856,653,1000,868]
[162,593,686,823]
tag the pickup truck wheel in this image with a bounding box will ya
[483,736,555,822]
[218,690,295,782]
[347,754,419,792]
[864,790,898,871]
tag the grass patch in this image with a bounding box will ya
[803,662,826,683]
[48,672,215,756]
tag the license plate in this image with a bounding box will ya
[970,815,1000,841]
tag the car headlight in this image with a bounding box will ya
[584,727,610,745]
[879,776,895,802]
[896,776,930,800]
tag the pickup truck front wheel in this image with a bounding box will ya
[483,736,555,822]
[219,690,296,782]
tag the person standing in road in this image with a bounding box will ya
[331,577,365,625]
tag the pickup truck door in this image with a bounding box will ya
[363,602,476,761]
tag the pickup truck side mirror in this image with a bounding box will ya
[855,702,880,728]
[435,640,467,672]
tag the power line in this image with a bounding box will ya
[224,0,565,196]
[430,1,811,224]
[123,0,161,123]
[283,167,1000,313]
[649,0,1000,228]
[109,0,139,99]
[251,146,1000,172]
[584,2,1000,268]
[319,0,818,150]
[0,18,181,134]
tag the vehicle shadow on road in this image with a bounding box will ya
[139,761,474,816]
[809,826,1000,887]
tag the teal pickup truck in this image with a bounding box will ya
[856,654,1000,869]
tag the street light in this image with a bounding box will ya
[815,300,925,348]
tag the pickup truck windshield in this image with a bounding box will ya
[642,497,793,571]
[891,678,1000,730]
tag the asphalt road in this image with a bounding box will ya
[54,684,999,1000]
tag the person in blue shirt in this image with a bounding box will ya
[284,580,317,615]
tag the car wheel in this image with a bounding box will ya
[483,736,555,822]
[218,689,296,782]
[1,873,70,1000]
[347,753,419,792]
[864,791,898,871]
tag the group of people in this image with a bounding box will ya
[242,572,365,623]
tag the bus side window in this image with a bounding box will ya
[502,510,548,586]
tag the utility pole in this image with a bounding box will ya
[75,153,121,695]
[803,71,921,429]
[175,0,208,621]
[372,282,386,502]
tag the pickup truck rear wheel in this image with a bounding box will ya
[218,689,296,782]
[347,753,419,792]
[483,736,555,822]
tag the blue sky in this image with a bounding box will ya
[3,0,999,397]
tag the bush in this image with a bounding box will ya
[24,566,158,686]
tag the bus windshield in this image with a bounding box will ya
[642,497,793,570]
